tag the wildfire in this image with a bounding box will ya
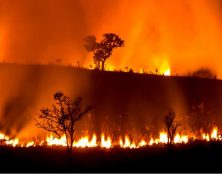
[163,69,171,76]
[0,133,19,147]
[211,127,218,140]
[201,127,220,141]
[85,60,172,76]
[46,134,67,146]
[0,133,6,139]
[174,134,188,144]
[73,134,97,148]
[119,136,137,149]
[148,138,154,145]
[101,134,112,148]
[138,140,147,147]
[158,131,168,144]
[0,126,221,148]
[5,138,19,147]
[26,141,35,147]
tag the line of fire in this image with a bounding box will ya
[1,0,222,172]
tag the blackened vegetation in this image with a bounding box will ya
[0,142,222,172]
[35,92,91,152]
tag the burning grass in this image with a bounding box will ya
[0,126,220,149]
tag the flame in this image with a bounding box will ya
[211,127,218,140]
[120,135,137,149]
[101,134,112,148]
[26,141,34,147]
[0,133,6,140]
[138,140,147,147]
[0,127,221,149]
[73,134,97,148]
[149,138,154,145]
[5,138,19,147]
[158,132,168,144]
[163,69,171,76]
[174,134,188,144]
[202,133,210,142]
[105,64,115,71]
[46,134,67,146]
[0,133,19,147]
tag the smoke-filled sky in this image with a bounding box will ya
[0,0,222,76]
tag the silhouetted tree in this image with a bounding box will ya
[129,68,134,73]
[84,33,124,71]
[164,109,180,144]
[35,91,91,153]
[155,68,158,74]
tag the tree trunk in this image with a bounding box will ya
[66,134,72,154]
[101,61,105,71]
[167,130,171,144]
[70,135,73,153]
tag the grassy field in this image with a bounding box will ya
[0,141,222,172]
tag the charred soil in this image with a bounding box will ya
[0,141,222,172]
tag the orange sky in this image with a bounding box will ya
[0,0,222,77]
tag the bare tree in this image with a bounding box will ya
[84,33,124,71]
[164,109,180,144]
[35,91,91,153]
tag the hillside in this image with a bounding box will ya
[0,63,222,137]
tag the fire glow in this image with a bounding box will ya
[87,63,171,76]
[0,127,220,149]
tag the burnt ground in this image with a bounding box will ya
[0,141,222,172]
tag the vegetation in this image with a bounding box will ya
[191,68,216,79]
[35,91,91,153]
[84,33,124,71]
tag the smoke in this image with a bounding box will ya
[0,0,222,76]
